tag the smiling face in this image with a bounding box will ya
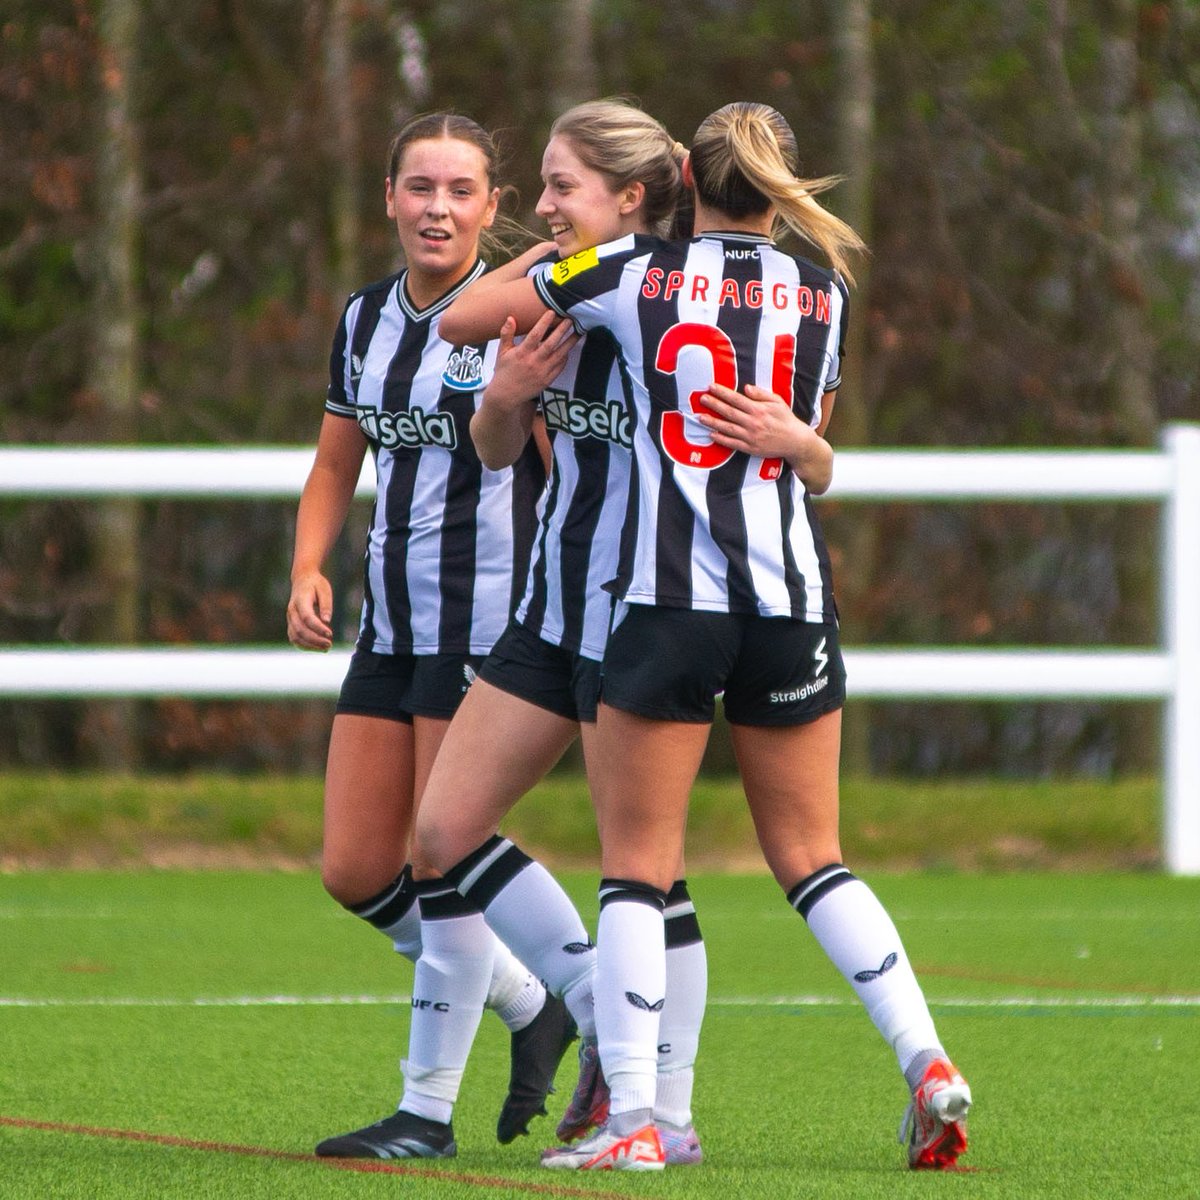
[536,134,643,259]
[386,136,499,300]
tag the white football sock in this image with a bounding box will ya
[453,837,597,1038]
[655,881,706,1127]
[791,864,942,1074]
[486,940,546,1033]
[381,903,423,961]
[595,880,667,1121]
[346,864,423,961]
[398,881,492,1124]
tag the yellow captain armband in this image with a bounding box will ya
[551,247,599,286]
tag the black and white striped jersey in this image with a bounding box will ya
[326,261,544,655]
[515,327,631,660]
[533,232,845,621]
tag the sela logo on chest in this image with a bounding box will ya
[356,405,458,451]
[541,388,632,449]
[442,345,486,391]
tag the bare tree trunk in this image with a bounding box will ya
[280,0,368,770]
[830,0,877,774]
[1097,3,1155,440]
[323,0,362,301]
[549,0,597,114]
[1096,0,1158,772]
[86,0,143,768]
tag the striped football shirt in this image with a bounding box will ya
[533,232,845,621]
[516,322,631,661]
[326,261,543,655]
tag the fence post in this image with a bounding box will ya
[1163,423,1200,875]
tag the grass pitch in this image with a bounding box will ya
[1,869,1197,1198]
[0,771,1161,871]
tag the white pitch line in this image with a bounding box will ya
[0,994,414,1008]
[710,994,1200,1009]
[737,910,1200,922]
[1,992,1197,1009]
[0,909,126,920]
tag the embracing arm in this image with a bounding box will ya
[474,242,556,290]
[441,243,557,345]
[286,413,369,650]
[697,383,834,495]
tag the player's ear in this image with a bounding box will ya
[681,153,694,189]
[618,180,645,216]
[385,177,397,219]
[482,185,501,228]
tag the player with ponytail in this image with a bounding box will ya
[433,101,968,1173]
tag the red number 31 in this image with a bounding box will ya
[655,322,794,481]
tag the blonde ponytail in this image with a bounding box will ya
[691,102,865,285]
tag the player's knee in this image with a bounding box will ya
[412,813,453,876]
[759,837,843,893]
[414,810,479,876]
[319,861,361,906]
[320,857,397,908]
[599,853,677,895]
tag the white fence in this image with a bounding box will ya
[1,424,1198,873]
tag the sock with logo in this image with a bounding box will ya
[654,879,706,1127]
[596,878,667,1121]
[342,863,541,1031]
[398,878,492,1124]
[346,864,423,960]
[788,864,942,1075]
[449,835,597,1038]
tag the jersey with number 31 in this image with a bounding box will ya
[533,232,846,622]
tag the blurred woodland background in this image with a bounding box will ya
[2,0,1198,776]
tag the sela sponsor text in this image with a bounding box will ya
[357,405,458,450]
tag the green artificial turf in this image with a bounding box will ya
[1,870,1196,1198]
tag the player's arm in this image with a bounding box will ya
[442,251,555,344]
[472,242,556,292]
[287,413,368,651]
[449,239,619,348]
[697,382,834,495]
[471,311,578,470]
[815,390,836,438]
